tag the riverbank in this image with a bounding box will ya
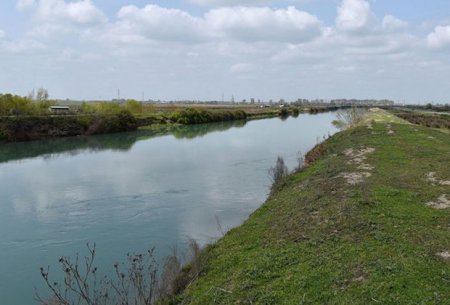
[0,111,138,142]
[0,105,336,143]
[169,110,450,304]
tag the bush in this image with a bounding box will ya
[304,142,327,166]
[395,112,450,130]
[125,99,144,114]
[279,108,289,117]
[174,108,247,125]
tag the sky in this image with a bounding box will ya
[1,0,450,103]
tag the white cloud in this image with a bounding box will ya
[18,0,108,42]
[34,0,106,25]
[382,15,408,32]
[112,5,207,44]
[427,25,450,50]
[206,6,323,43]
[332,0,413,58]
[16,0,36,10]
[0,30,5,39]
[189,0,271,6]
[103,5,323,45]
[336,0,375,34]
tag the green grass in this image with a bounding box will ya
[172,110,450,305]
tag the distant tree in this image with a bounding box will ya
[33,88,54,115]
[0,93,34,115]
[36,87,49,102]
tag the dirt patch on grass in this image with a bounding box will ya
[426,194,450,209]
[339,172,372,185]
[425,172,450,186]
[344,147,375,165]
[339,147,376,185]
[436,251,450,260]
[357,164,374,171]
[344,147,375,175]
[386,124,395,135]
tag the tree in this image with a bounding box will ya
[36,87,49,102]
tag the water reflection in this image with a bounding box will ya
[0,120,247,164]
[0,114,337,305]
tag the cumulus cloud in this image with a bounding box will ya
[427,25,450,50]
[331,0,413,58]
[105,5,323,45]
[111,5,207,44]
[33,0,106,25]
[336,0,375,34]
[206,6,323,43]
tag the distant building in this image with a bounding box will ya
[49,106,70,114]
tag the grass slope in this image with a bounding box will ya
[175,110,450,305]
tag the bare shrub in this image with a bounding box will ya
[295,151,305,172]
[158,239,205,299]
[111,249,159,305]
[333,107,367,130]
[38,242,206,305]
[187,239,203,281]
[158,254,182,298]
[39,297,65,305]
[269,156,289,189]
[37,244,159,305]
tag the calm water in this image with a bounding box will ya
[0,113,337,304]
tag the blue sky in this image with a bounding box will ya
[1,0,450,103]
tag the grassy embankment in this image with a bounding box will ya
[169,109,450,304]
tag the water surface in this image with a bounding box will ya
[0,113,337,304]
